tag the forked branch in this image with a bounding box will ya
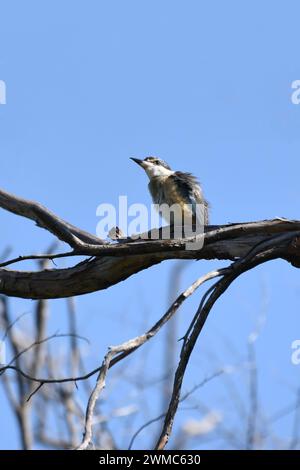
[0,187,299,299]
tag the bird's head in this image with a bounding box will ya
[130,156,173,179]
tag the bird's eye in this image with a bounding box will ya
[154,160,159,165]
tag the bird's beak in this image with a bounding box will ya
[130,157,146,168]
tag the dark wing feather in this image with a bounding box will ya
[170,171,210,224]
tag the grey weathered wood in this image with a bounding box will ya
[0,187,299,299]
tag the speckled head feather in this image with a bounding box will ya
[143,156,171,170]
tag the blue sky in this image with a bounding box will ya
[0,0,300,449]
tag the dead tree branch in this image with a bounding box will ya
[1,187,300,449]
[0,269,221,388]
[0,187,299,299]
[154,240,285,449]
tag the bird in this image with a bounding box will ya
[130,156,209,232]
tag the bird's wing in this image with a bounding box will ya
[168,172,209,224]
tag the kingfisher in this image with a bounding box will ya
[130,156,209,230]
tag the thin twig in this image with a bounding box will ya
[128,370,224,449]
[0,270,221,389]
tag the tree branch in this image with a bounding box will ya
[0,217,299,300]
[154,240,286,449]
[1,187,300,300]
[0,187,105,247]
[0,269,221,388]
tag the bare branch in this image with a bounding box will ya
[0,187,105,247]
[128,370,224,450]
[0,251,76,268]
[154,241,285,449]
[0,269,220,387]
[0,216,299,299]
